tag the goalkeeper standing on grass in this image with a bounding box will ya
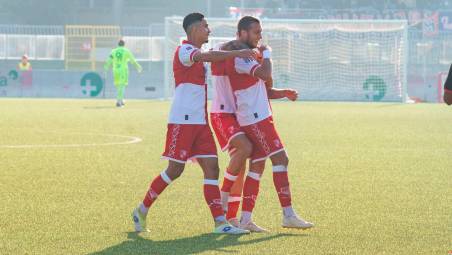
[104,39,142,107]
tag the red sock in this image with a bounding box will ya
[241,173,261,213]
[203,179,224,219]
[142,172,171,208]
[272,166,292,207]
[221,168,238,193]
[226,197,241,220]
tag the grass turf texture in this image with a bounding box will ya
[0,99,450,255]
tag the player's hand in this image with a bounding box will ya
[258,44,272,53]
[234,49,257,59]
[285,89,298,101]
[137,66,143,73]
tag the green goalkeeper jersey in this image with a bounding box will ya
[104,46,142,73]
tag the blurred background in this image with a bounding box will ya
[0,0,450,102]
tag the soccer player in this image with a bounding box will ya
[224,16,314,232]
[210,40,299,229]
[131,13,256,235]
[209,42,252,227]
[443,65,452,105]
[104,39,142,107]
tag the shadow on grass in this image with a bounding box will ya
[83,106,118,110]
[88,231,305,255]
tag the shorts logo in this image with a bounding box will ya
[274,139,281,148]
[228,126,236,135]
[180,150,188,159]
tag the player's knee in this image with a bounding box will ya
[271,151,289,166]
[205,165,220,179]
[238,139,252,158]
[166,162,185,180]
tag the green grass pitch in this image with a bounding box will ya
[0,99,450,255]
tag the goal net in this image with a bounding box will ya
[164,17,408,102]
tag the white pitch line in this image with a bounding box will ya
[0,133,142,149]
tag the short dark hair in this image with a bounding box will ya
[183,12,204,33]
[237,16,260,34]
[118,39,125,46]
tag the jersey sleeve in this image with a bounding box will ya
[178,44,200,67]
[445,64,452,92]
[234,57,260,76]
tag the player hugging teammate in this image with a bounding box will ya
[132,13,314,235]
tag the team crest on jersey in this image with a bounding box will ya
[228,126,236,134]
[180,150,188,159]
[274,139,281,148]
[186,46,192,50]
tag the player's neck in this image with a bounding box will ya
[187,35,203,48]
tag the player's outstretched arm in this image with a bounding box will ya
[192,49,256,63]
[268,88,298,101]
[128,51,143,73]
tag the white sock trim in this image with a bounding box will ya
[160,171,172,184]
[283,206,296,217]
[247,171,261,181]
[228,196,241,202]
[241,211,252,224]
[204,179,219,186]
[224,171,238,181]
[272,165,287,173]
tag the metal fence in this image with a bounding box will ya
[0,23,451,101]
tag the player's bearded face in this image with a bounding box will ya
[199,19,210,43]
[245,23,263,49]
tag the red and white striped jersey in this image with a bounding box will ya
[169,40,208,124]
[210,43,237,114]
[226,56,272,126]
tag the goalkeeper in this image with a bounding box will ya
[444,65,452,105]
[104,39,142,107]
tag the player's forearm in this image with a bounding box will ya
[268,88,287,99]
[254,58,272,81]
[194,50,237,62]
[132,60,142,71]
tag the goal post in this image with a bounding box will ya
[164,17,408,102]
